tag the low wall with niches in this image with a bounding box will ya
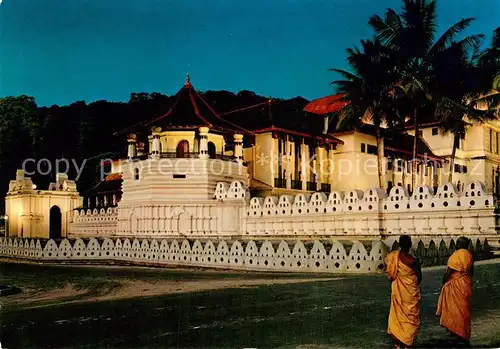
[67,180,498,241]
[240,181,498,237]
[71,207,118,237]
[0,237,389,274]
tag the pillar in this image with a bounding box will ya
[150,127,161,159]
[301,140,307,190]
[328,147,335,189]
[316,146,323,191]
[285,136,292,189]
[127,133,137,160]
[233,134,243,164]
[323,116,329,134]
[199,126,209,159]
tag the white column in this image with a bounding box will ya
[127,134,137,159]
[150,127,161,159]
[286,136,292,189]
[328,147,335,190]
[323,116,329,134]
[199,126,209,159]
[301,140,307,190]
[233,133,243,164]
[316,146,323,191]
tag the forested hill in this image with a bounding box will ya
[0,90,311,213]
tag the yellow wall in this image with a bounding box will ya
[157,131,196,153]
[147,131,227,155]
[207,133,226,155]
[411,121,500,190]
[243,133,332,192]
[331,132,380,191]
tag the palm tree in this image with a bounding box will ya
[369,0,484,192]
[477,27,500,91]
[431,33,498,183]
[331,39,403,190]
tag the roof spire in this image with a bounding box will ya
[185,73,191,86]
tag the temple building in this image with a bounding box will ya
[77,77,500,210]
[4,77,499,244]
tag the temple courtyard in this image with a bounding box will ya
[1,260,500,348]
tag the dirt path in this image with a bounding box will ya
[4,277,342,309]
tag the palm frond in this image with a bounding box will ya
[329,68,359,81]
[369,10,403,48]
[430,18,475,54]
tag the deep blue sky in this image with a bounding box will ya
[1,0,498,106]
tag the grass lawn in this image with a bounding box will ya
[1,261,499,348]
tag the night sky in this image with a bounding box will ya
[1,0,498,106]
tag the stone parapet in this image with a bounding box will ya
[0,237,388,274]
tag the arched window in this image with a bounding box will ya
[134,168,140,180]
[176,140,190,158]
[208,141,216,159]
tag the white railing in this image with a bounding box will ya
[0,237,388,274]
[70,207,118,237]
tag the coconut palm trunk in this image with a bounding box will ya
[376,127,385,190]
[448,134,459,183]
[411,107,418,193]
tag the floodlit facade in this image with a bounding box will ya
[5,170,81,239]
[2,79,499,272]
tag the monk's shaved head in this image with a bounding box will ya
[399,235,412,251]
[456,237,470,250]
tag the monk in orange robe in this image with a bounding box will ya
[386,235,422,348]
[436,237,474,346]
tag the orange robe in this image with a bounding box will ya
[436,249,473,340]
[386,250,421,346]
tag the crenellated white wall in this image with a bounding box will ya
[70,207,119,237]
[66,179,499,246]
[240,181,497,238]
[0,237,389,274]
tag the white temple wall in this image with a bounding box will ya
[0,237,390,274]
[70,207,118,238]
[118,158,248,205]
[67,180,498,249]
[242,182,497,238]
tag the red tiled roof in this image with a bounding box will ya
[220,97,343,143]
[303,94,350,115]
[115,76,252,136]
[104,173,122,181]
[84,173,123,196]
